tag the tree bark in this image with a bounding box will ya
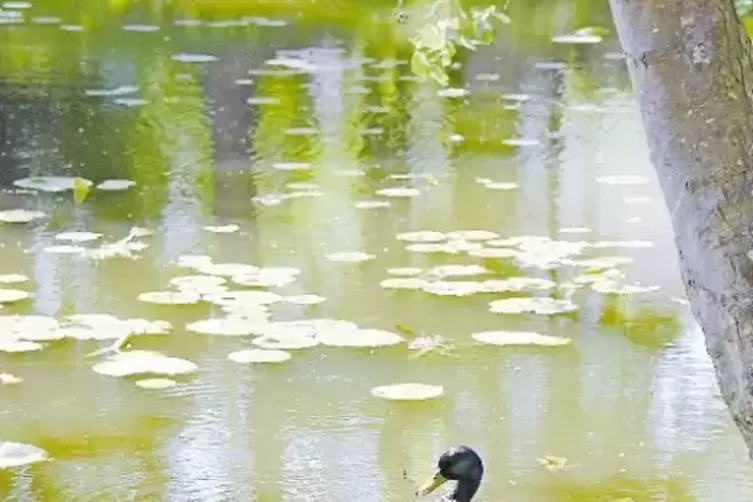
[607,0,753,455]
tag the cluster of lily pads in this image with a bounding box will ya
[380,230,660,313]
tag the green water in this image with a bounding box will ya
[0,0,751,500]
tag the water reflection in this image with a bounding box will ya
[1,0,752,501]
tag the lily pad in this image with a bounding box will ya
[472,330,572,347]
[54,231,102,242]
[171,53,218,63]
[284,294,326,305]
[231,267,300,288]
[317,328,403,348]
[0,209,45,223]
[445,230,500,241]
[502,138,539,147]
[253,336,319,350]
[423,281,484,297]
[43,245,87,255]
[196,262,260,277]
[204,224,240,234]
[0,274,28,284]
[169,275,227,292]
[489,297,578,315]
[380,278,429,290]
[325,252,376,263]
[176,254,214,269]
[0,442,49,468]
[482,277,557,292]
[135,378,177,389]
[92,350,198,377]
[0,289,30,304]
[437,87,469,98]
[375,187,421,198]
[0,373,22,385]
[272,161,312,171]
[428,265,490,278]
[355,200,391,209]
[96,179,136,191]
[137,291,202,305]
[552,33,603,44]
[396,231,446,243]
[14,176,93,193]
[227,348,292,363]
[370,383,444,401]
[203,290,282,307]
[186,317,266,336]
[0,341,44,352]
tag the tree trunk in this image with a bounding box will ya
[607,0,753,455]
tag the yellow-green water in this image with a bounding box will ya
[0,0,751,500]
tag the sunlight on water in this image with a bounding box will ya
[0,0,751,500]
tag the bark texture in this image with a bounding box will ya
[608,0,753,454]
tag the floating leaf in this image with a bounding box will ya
[14,176,93,193]
[0,373,22,385]
[0,442,49,469]
[317,328,403,348]
[171,53,218,63]
[196,262,260,277]
[169,275,227,293]
[137,291,201,305]
[227,348,291,363]
[325,252,376,263]
[231,266,300,288]
[253,336,319,350]
[386,267,423,277]
[0,341,44,352]
[204,224,240,234]
[437,87,469,98]
[54,231,102,243]
[203,290,282,307]
[538,455,569,471]
[445,230,500,241]
[423,281,484,297]
[135,378,177,389]
[396,231,446,243]
[472,330,571,347]
[356,200,392,210]
[43,245,87,255]
[186,317,266,336]
[284,294,326,305]
[92,350,198,377]
[0,289,30,304]
[375,187,421,198]
[0,274,28,284]
[380,278,429,290]
[489,297,578,315]
[370,383,444,401]
[0,209,45,223]
[503,138,539,147]
[428,265,490,278]
[552,33,603,44]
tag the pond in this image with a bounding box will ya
[0,0,751,500]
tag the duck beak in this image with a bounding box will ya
[416,470,447,496]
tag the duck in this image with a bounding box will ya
[416,445,484,501]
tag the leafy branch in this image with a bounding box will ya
[400,0,511,86]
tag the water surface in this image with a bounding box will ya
[0,0,751,500]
